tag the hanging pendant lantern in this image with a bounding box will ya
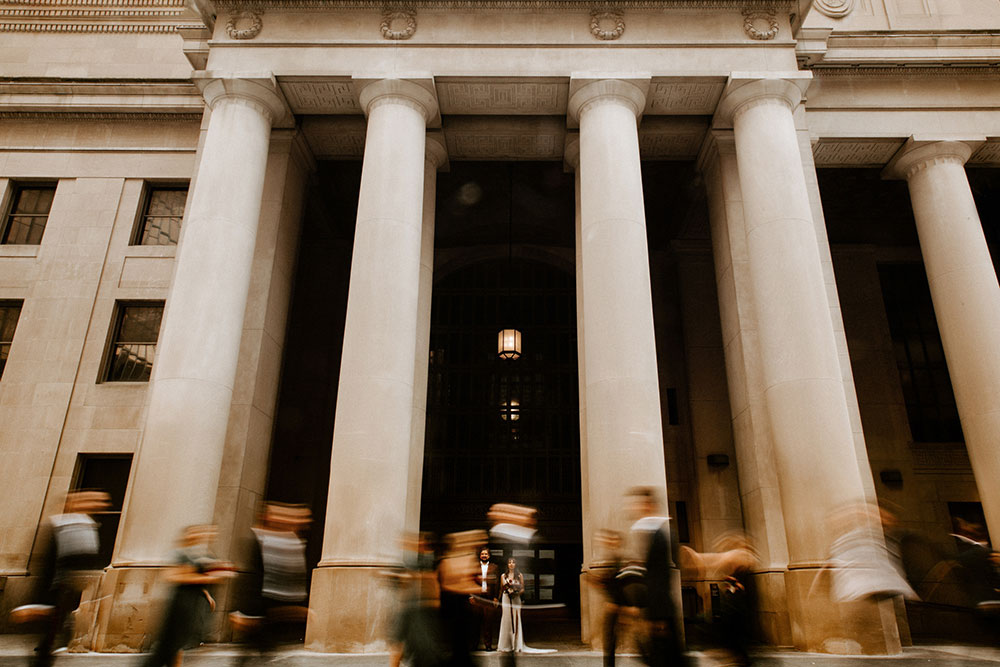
[498,328,521,360]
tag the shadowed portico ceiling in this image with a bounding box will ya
[293,76,717,160]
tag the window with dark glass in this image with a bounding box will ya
[0,300,23,380]
[104,302,164,382]
[71,454,133,566]
[133,185,187,246]
[879,263,964,443]
[2,184,56,245]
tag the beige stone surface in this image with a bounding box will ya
[307,78,434,651]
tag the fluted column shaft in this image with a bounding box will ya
[306,79,436,652]
[569,79,668,539]
[117,78,284,564]
[891,140,1000,542]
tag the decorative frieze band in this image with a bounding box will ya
[0,111,203,120]
[0,20,182,30]
[215,0,795,10]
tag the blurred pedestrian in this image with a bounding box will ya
[30,490,110,667]
[141,525,233,667]
[437,530,484,667]
[390,532,445,667]
[625,486,684,667]
[233,503,311,665]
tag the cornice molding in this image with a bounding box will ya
[6,0,185,6]
[215,0,795,11]
[813,66,1000,78]
[0,111,203,120]
[0,21,188,30]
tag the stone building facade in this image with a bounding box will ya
[0,0,999,656]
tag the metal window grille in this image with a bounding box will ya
[0,300,23,380]
[105,303,163,382]
[135,186,187,246]
[2,185,55,245]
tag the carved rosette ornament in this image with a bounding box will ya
[226,10,262,39]
[590,10,625,41]
[380,9,416,40]
[742,8,778,40]
[814,0,855,17]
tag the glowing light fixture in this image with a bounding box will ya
[498,328,521,360]
[500,398,521,421]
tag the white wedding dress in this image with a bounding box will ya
[496,575,555,654]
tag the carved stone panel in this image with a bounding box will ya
[280,80,360,115]
[970,140,1000,165]
[645,80,725,115]
[437,79,568,115]
[301,116,367,158]
[443,116,565,160]
[638,116,709,159]
[812,139,906,167]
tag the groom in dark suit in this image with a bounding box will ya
[471,546,500,650]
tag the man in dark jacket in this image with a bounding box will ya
[626,487,684,667]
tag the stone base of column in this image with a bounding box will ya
[785,567,902,655]
[85,566,164,652]
[753,570,792,647]
[305,565,397,652]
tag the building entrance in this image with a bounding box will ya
[422,163,582,616]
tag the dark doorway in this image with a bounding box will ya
[421,163,582,616]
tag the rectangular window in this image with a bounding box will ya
[71,454,133,567]
[2,184,56,245]
[879,264,964,443]
[133,185,187,246]
[104,302,164,382]
[0,300,23,380]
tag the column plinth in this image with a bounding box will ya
[716,75,899,654]
[305,78,438,652]
[885,137,1000,543]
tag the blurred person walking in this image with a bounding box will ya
[625,487,685,667]
[438,530,485,667]
[232,503,311,665]
[30,490,110,667]
[389,532,445,667]
[140,525,233,667]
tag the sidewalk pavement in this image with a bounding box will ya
[0,635,997,667]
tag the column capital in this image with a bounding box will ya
[695,128,736,174]
[883,136,986,180]
[567,76,650,125]
[713,72,812,128]
[355,77,441,128]
[425,131,449,171]
[193,73,293,128]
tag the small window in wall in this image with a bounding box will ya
[0,300,23,380]
[133,185,187,246]
[2,184,56,245]
[104,302,164,382]
[71,454,133,566]
[878,264,964,443]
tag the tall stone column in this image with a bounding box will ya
[716,75,899,653]
[404,135,447,533]
[885,138,1000,542]
[568,75,668,574]
[305,79,437,652]
[116,77,288,564]
[697,130,792,645]
[95,76,288,649]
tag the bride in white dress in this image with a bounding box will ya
[497,557,525,652]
